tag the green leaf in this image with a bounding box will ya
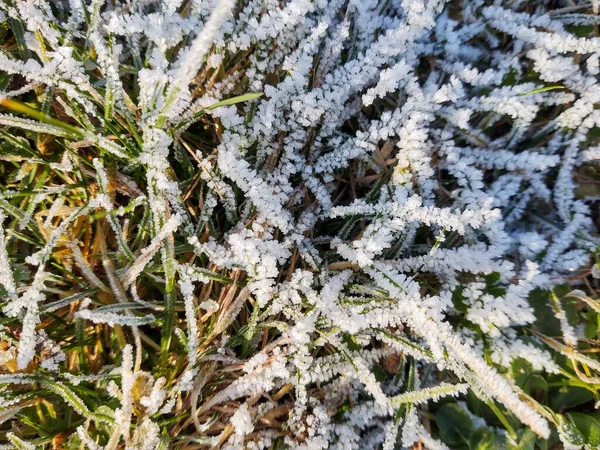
[529,287,578,337]
[0,97,84,137]
[341,333,362,351]
[469,428,494,450]
[510,358,547,395]
[452,287,469,313]
[184,266,235,284]
[567,412,600,447]
[205,92,264,110]
[584,320,598,339]
[435,402,474,448]
[390,383,467,406]
[174,92,263,129]
[506,429,537,450]
[557,414,586,448]
[7,432,36,450]
[550,386,594,411]
[484,272,501,286]
[372,363,388,383]
[516,86,564,96]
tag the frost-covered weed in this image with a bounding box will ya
[0,0,599,448]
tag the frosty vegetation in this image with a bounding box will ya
[0,0,599,449]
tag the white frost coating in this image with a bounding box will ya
[75,308,156,326]
[231,402,254,437]
[119,344,134,444]
[179,264,200,367]
[0,212,15,298]
[164,0,236,120]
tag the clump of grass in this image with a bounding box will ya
[1,1,600,449]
